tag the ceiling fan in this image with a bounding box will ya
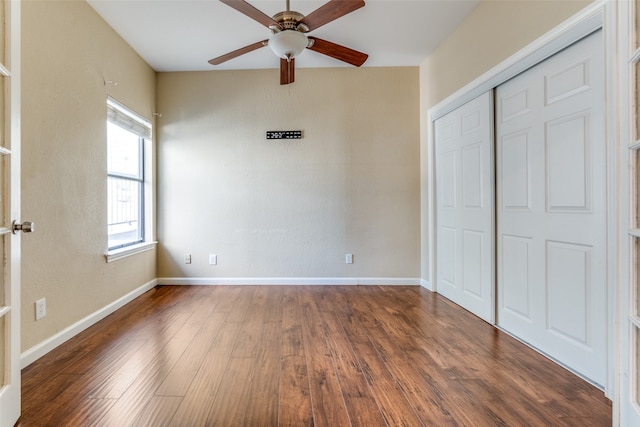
[209,0,369,85]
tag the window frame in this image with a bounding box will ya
[105,97,156,261]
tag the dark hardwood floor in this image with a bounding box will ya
[17,285,612,426]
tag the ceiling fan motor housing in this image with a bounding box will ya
[271,10,308,33]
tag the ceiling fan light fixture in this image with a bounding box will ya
[269,30,308,60]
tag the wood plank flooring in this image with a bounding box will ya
[17,285,612,426]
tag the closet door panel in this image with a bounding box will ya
[434,91,494,322]
[496,30,606,386]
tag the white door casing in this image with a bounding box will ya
[496,30,606,387]
[0,0,20,425]
[434,91,494,323]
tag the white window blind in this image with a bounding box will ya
[107,97,151,140]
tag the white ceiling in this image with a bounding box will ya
[87,0,480,72]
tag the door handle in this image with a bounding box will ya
[12,220,34,234]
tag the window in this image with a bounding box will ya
[107,98,152,253]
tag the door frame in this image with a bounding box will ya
[426,1,617,398]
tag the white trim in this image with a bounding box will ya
[427,111,437,292]
[156,277,421,286]
[603,0,619,398]
[106,241,157,262]
[20,278,158,368]
[429,1,604,121]
[420,279,433,291]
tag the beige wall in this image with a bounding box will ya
[419,0,593,283]
[21,0,157,351]
[156,67,420,280]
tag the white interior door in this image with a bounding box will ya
[496,30,606,387]
[434,91,494,322]
[0,0,21,425]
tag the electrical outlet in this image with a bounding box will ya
[346,253,354,264]
[35,298,46,321]
[184,254,192,264]
[209,254,217,265]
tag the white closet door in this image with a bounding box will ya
[496,30,606,386]
[435,91,494,322]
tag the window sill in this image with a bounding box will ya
[106,241,157,263]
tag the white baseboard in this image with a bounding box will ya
[157,277,421,286]
[420,279,433,291]
[20,278,158,368]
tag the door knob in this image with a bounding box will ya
[12,220,34,234]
